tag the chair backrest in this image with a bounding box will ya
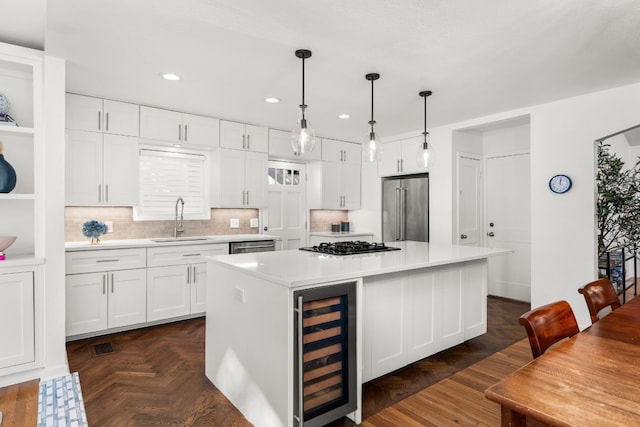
[578,278,621,324]
[519,300,579,359]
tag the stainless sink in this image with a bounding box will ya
[151,237,211,243]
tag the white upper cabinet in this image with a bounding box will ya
[322,138,361,164]
[212,148,267,208]
[308,138,361,210]
[378,136,426,176]
[268,128,321,161]
[66,130,139,206]
[139,106,219,148]
[66,93,139,137]
[220,120,268,153]
[308,161,361,210]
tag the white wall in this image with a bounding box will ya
[482,123,530,155]
[361,81,640,328]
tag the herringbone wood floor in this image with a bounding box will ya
[0,296,530,426]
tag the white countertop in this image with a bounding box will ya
[207,241,513,288]
[65,234,280,251]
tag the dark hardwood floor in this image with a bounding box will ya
[63,295,529,426]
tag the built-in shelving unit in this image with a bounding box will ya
[0,41,47,386]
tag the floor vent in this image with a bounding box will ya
[91,342,114,356]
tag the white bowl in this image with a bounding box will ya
[0,236,17,251]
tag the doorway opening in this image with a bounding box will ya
[453,115,531,302]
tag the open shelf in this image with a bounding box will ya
[0,125,35,136]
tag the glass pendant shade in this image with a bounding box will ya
[291,49,315,155]
[417,134,433,170]
[417,90,433,170]
[363,73,381,163]
[291,106,316,154]
[363,126,382,163]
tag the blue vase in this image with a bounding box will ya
[0,153,17,193]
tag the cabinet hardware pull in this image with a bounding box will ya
[242,134,246,149]
[111,273,114,293]
[233,244,274,250]
[242,190,246,205]
[96,259,120,263]
[343,150,347,163]
[397,160,400,172]
[187,265,191,284]
[106,112,109,132]
[184,124,188,141]
[192,266,196,283]
[102,275,106,294]
[98,184,102,203]
[247,134,250,150]
[460,234,468,239]
[105,184,109,203]
[246,191,249,205]
[401,159,404,171]
[98,111,101,131]
[182,253,201,257]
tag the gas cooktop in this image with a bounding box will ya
[299,241,401,256]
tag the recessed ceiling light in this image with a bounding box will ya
[162,73,181,81]
[338,113,351,119]
[265,97,281,103]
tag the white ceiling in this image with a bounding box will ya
[3,1,640,143]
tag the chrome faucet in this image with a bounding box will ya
[174,197,185,238]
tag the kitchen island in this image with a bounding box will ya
[204,241,511,427]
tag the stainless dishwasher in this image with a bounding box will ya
[229,240,276,254]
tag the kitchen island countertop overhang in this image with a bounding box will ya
[206,240,513,288]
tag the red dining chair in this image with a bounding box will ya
[519,300,579,359]
[578,278,621,324]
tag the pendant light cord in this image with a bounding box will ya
[423,94,427,137]
[370,79,375,130]
[301,56,305,109]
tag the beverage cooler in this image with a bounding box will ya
[293,282,357,427]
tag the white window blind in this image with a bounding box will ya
[134,149,210,220]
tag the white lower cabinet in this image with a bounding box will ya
[362,260,486,382]
[66,269,147,336]
[0,271,35,370]
[146,243,227,322]
[65,243,228,338]
[65,248,148,338]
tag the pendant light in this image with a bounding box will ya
[417,90,433,170]
[291,49,316,155]
[363,73,381,163]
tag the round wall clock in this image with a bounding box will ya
[549,174,572,194]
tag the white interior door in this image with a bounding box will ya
[485,152,531,302]
[457,153,482,246]
[265,161,307,250]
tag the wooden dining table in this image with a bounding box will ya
[485,296,640,426]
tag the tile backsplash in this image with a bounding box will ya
[309,210,349,232]
[65,207,259,242]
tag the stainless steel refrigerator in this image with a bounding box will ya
[382,174,429,242]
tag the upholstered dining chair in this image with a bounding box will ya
[519,300,580,359]
[578,278,621,324]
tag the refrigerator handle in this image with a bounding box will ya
[400,187,407,240]
[395,187,401,240]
